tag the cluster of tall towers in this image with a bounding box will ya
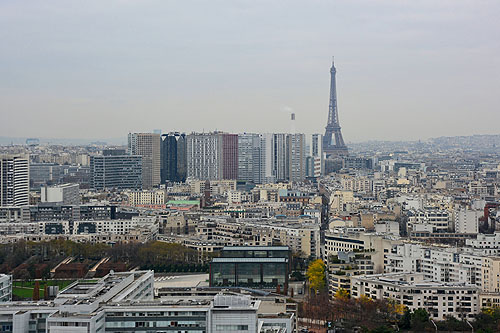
[121,59,347,188]
[123,131,320,188]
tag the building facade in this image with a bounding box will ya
[238,133,264,184]
[160,132,187,183]
[0,154,29,207]
[41,183,80,205]
[186,132,238,180]
[351,273,479,321]
[128,133,161,189]
[90,155,142,190]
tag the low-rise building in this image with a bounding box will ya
[0,270,292,333]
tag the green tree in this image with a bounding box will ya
[334,288,349,300]
[410,308,430,331]
[368,326,395,333]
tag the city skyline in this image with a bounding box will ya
[2,0,500,142]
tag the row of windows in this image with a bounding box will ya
[215,324,249,331]
[106,320,205,328]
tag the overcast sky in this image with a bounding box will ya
[1,0,499,142]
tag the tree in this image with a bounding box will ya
[398,309,412,329]
[32,281,40,301]
[368,326,395,333]
[334,288,349,300]
[410,308,430,331]
[306,259,326,293]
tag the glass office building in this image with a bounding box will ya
[210,246,290,290]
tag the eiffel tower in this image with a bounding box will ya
[323,58,348,157]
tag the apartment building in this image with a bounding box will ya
[0,154,29,207]
[127,189,166,207]
[466,233,500,255]
[327,251,374,298]
[186,132,238,180]
[407,210,451,234]
[324,231,393,273]
[351,272,479,320]
[385,242,500,294]
[455,208,482,234]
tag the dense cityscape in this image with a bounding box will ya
[3,0,500,331]
[1,57,500,333]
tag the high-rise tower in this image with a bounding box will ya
[0,154,29,206]
[128,133,161,189]
[323,59,348,157]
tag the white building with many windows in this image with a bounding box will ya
[351,272,479,320]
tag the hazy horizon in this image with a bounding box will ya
[2,0,499,142]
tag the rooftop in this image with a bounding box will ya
[222,246,289,251]
[212,257,288,263]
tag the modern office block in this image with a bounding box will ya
[90,155,142,190]
[160,132,187,183]
[210,246,290,290]
[238,133,264,184]
[30,163,63,188]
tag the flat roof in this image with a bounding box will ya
[154,274,209,289]
[222,246,289,251]
[167,200,200,205]
[212,258,288,263]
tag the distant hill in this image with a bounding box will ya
[0,136,126,146]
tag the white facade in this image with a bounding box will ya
[351,273,479,320]
[374,221,400,236]
[308,134,323,177]
[455,208,481,234]
[385,242,500,293]
[186,132,222,180]
[0,154,29,207]
[407,210,451,233]
[465,233,500,255]
[41,183,80,205]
